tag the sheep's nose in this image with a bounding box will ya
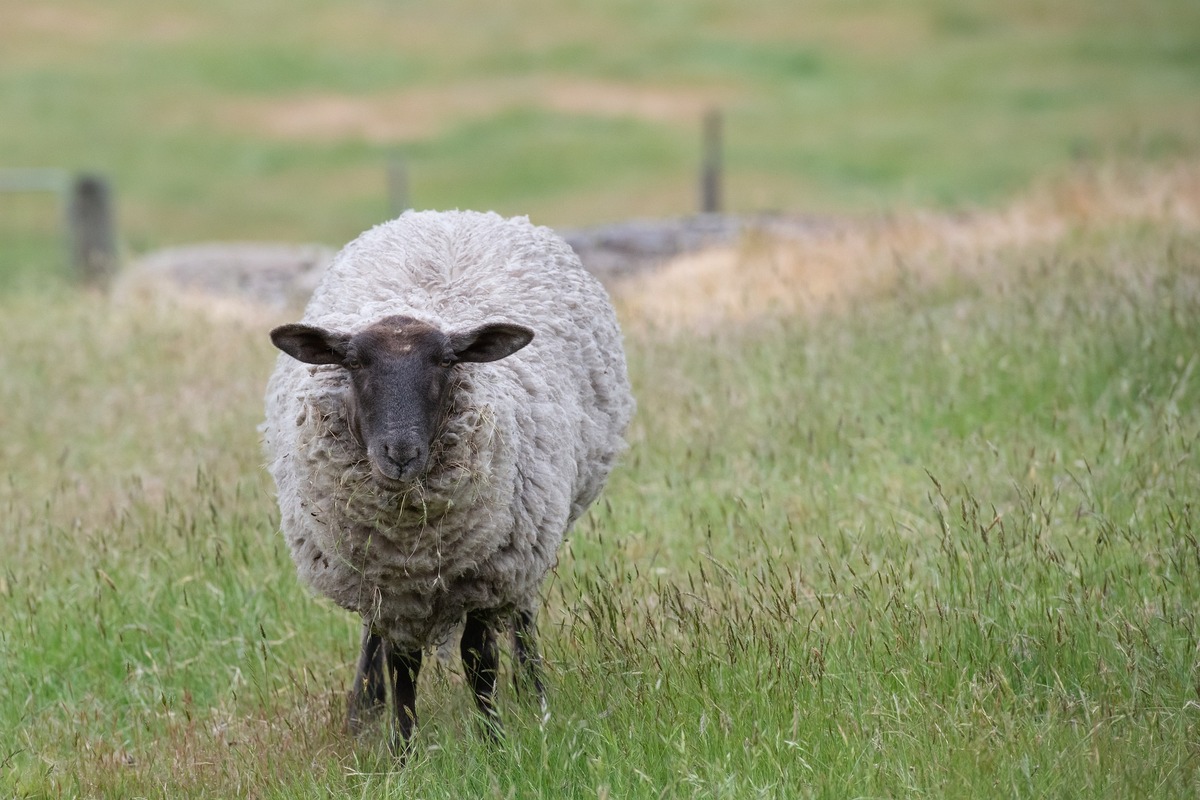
[383,441,425,480]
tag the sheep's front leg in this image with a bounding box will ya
[512,608,547,715]
[347,623,387,735]
[387,646,423,755]
[461,611,503,740]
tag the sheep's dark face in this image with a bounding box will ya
[271,314,533,490]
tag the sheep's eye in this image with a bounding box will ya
[440,356,456,368]
[345,356,362,370]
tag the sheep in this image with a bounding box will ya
[261,210,635,751]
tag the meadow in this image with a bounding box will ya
[3,0,1200,282]
[4,167,1198,797]
[3,1,1200,797]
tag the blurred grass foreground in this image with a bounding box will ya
[2,1,1200,797]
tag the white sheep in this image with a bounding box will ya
[261,210,634,751]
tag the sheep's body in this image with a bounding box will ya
[263,211,633,651]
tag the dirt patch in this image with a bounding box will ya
[2,5,201,47]
[218,79,729,144]
[221,91,460,144]
[538,80,727,124]
[2,5,116,43]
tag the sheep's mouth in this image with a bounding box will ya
[370,464,415,493]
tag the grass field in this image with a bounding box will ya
[3,1,1200,797]
[2,0,1200,284]
[3,167,1198,797]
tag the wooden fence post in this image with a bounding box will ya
[700,109,723,214]
[67,173,118,288]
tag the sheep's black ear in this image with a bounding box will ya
[270,323,352,366]
[447,323,534,363]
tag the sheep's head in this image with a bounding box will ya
[271,314,533,490]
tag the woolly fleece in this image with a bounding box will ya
[263,211,634,650]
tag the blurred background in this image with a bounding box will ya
[3,0,1199,288]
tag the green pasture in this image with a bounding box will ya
[2,0,1200,285]
[3,218,1199,796]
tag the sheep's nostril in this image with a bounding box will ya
[385,442,419,465]
[382,441,425,481]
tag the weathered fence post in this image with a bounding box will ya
[67,173,118,288]
[700,108,723,214]
[387,156,410,219]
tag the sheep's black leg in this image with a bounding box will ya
[387,646,423,756]
[347,623,387,735]
[511,608,547,713]
[461,611,503,741]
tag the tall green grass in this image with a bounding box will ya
[2,218,1197,797]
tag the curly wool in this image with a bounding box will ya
[262,211,634,650]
